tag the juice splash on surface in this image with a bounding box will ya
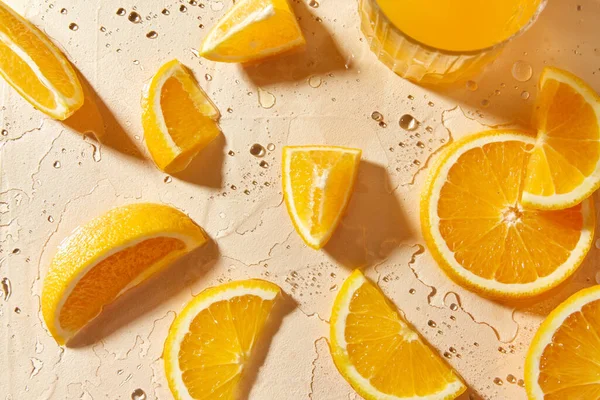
[376,0,543,52]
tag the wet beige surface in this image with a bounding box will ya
[1,0,599,399]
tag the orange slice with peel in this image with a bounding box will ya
[41,203,207,345]
[283,145,361,249]
[522,66,600,210]
[199,0,305,63]
[142,59,221,173]
[0,1,83,120]
[330,270,466,400]
[525,285,600,399]
[421,130,595,299]
[164,279,281,399]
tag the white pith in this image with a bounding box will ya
[283,146,361,248]
[166,283,280,400]
[522,68,600,208]
[427,133,595,296]
[331,272,466,400]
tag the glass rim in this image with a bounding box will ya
[369,0,548,56]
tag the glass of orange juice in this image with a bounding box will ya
[359,0,546,85]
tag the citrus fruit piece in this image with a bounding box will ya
[199,0,306,63]
[164,279,281,400]
[283,145,361,249]
[41,203,207,345]
[330,270,466,400]
[0,1,83,120]
[421,130,595,299]
[522,67,600,210]
[525,285,600,399]
[142,59,221,173]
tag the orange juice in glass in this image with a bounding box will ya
[359,0,546,84]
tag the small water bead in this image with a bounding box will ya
[14,307,21,314]
[494,89,501,96]
[146,31,158,39]
[164,176,172,183]
[180,5,187,12]
[371,111,383,122]
[427,320,437,328]
[47,216,54,223]
[1,129,7,136]
[205,73,212,81]
[12,248,20,254]
[162,9,170,15]
[521,91,530,100]
[399,114,419,131]
[481,99,491,108]
[498,346,507,353]
[259,160,269,168]
[230,185,237,190]
[53,161,61,168]
[1,277,11,300]
[266,143,276,151]
[407,94,414,100]
[466,80,478,91]
[60,8,67,14]
[264,182,270,186]
[69,23,78,31]
[416,141,425,149]
[409,288,416,294]
[427,101,434,107]
[425,126,433,133]
[512,60,533,82]
[133,60,140,65]
[100,26,107,32]
[128,12,142,23]
[443,352,452,359]
[493,377,503,386]
[226,107,233,113]
[189,0,198,5]
[116,8,126,16]
[244,189,250,195]
[398,142,406,147]
[131,389,147,400]
[258,89,276,109]
[379,121,387,128]
[413,159,421,166]
[449,347,457,353]
[228,150,235,156]
[506,374,517,384]
[474,342,479,347]
[309,0,319,7]
[450,303,458,311]
[517,379,525,387]
[250,144,266,157]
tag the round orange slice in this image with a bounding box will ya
[421,130,595,299]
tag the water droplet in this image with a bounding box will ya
[116,8,126,16]
[69,23,78,31]
[371,111,383,122]
[133,60,140,65]
[407,94,414,100]
[512,60,533,82]
[250,144,266,157]
[162,8,170,15]
[47,216,54,223]
[595,238,600,249]
[60,8,67,14]
[128,12,141,23]
[100,26,106,32]
[517,379,525,387]
[227,107,233,113]
[413,159,421,166]
[228,150,235,156]
[494,89,501,96]
[1,129,8,136]
[443,352,452,359]
[146,31,158,39]
[266,143,275,151]
[180,5,187,12]
[416,141,425,149]
[258,88,276,109]
[493,377,503,386]
[474,342,479,347]
[506,374,517,384]
[427,320,437,328]
[53,161,61,168]
[465,80,478,91]
[189,0,198,5]
[409,288,415,294]
[428,101,434,107]
[521,91,530,100]
[14,307,21,314]
[230,184,237,190]
[498,346,507,353]
[449,347,457,353]
[205,73,212,81]
[308,75,322,88]
[164,176,172,183]
[379,121,387,128]
[244,189,250,195]
[450,303,458,311]
[399,114,419,131]
[481,99,490,108]
[131,389,146,400]
[12,248,20,254]
[309,0,319,7]
[259,160,269,168]
[1,278,11,301]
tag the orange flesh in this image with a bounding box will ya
[0,3,77,108]
[376,0,542,52]
[438,140,584,283]
[525,77,600,196]
[345,281,458,396]
[538,299,600,398]
[287,150,359,241]
[59,237,185,333]
[178,295,275,399]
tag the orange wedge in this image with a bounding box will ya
[199,0,305,63]
[0,1,83,119]
[164,279,281,399]
[526,285,600,399]
[142,59,221,173]
[41,203,207,345]
[522,67,600,209]
[283,145,361,249]
[330,270,466,400]
[421,130,595,299]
